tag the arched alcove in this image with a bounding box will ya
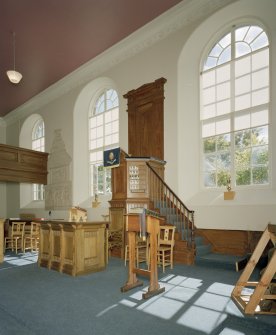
[19,114,45,208]
[73,77,118,206]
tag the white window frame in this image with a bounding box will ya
[32,119,45,200]
[88,88,119,196]
[200,24,270,189]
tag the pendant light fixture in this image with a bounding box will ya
[7,32,23,84]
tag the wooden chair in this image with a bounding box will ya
[125,234,148,267]
[4,221,26,254]
[157,225,176,272]
[23,222,40,252]
[107,228,123,262]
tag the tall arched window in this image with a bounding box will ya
[32,119,45,200]
[89,88,119,195]
[201,24,269,188]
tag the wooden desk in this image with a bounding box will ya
[121,213,165,299]
[38,221,106,276]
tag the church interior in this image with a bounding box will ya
[1,0,276,334]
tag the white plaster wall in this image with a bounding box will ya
[178,0,276,230]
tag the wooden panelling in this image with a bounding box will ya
[196,228,264,256]
[0,144,48,184]
[124,77,166,160]
[38,221,106,276]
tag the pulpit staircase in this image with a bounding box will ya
[146,163,196,265]
[147,163,246,269]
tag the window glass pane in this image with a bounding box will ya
[217,82,230,101]
[217,170,230,187]
[234,113,250,131]
[235,94,251,111]
[235,55,251,77]
[252,166,268,184]
[235,26,249,42]
[112,107,119,120]
[216,118,230,135]
[105,123,112,135]
[235,130,251,148]
[105,110,111,123]
[252,88,269,106]
[90,117,96,128]
[217,152,231,170]
[235,42,251,58]
[97,165,104,194]
[252,145,268,165]
[251,32,269,51]
[204,154,216,171]
[216,64,230,83]
[252,49,269,71]
[236,168,251,186]
[202,104,215,120]
[204,57,217,70]
[235,75,251,95]
[217,134,230,150]
[105,135,112,146]
[96,138,103,148]
[252,126,268,145]
[97,126,103,138]
[203,86,216,105]
[202,121,215,138]
[252,68,269,90]
[203,137,216,153]
[217,100,230,116]
[90,140,97,150]
[219,33,231,48]
[218,46,231,65]
[251,110,268,127]
[202,70,215,88]
[210,43,223,57]
[244,26,263,44]
[90,152,97,163]
[106,168,112,193]
[204,172,216,187]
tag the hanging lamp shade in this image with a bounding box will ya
[7,32,23,84]
[6,70,23,84]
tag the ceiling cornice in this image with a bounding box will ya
[4,0,237,126]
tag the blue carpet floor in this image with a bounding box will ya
[0,252,276,335]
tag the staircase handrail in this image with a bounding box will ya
[146,162,195,247]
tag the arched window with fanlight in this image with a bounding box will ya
[32,119,45,200]
[88,88,119,196]
[200,24,270,188]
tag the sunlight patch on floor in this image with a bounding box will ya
[177,305,227,333]
[119,274,245,334]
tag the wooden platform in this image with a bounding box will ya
[231,224,276,315]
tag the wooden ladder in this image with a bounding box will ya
[231,224,276,315]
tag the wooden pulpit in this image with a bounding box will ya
[121,213,165,299]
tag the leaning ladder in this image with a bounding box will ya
[231,224,276,315]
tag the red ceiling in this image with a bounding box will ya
[0,0,183,118]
